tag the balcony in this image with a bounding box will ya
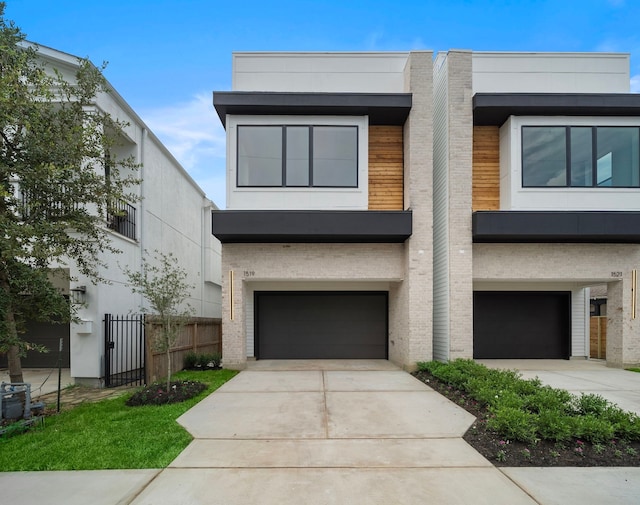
[107,199,136,240]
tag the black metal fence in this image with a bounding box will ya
[104,313,145,388]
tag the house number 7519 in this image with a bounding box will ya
[244,270,255,277]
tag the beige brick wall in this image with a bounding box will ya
[395,51,434,369]
[221,243,406,369]
[444,51,474,360]
[474,243,640,367]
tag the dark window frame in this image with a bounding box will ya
[521,125,640,189]
[236,124,359,189]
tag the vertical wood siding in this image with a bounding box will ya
[472,126,500,211]
[368,126,404,210]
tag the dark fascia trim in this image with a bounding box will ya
[212,210,412,243]
[473,93,640,126]
[213,91,412,127]
[473,211,640,243]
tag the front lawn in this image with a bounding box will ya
[414,360,640,466]
[0,369,237,471]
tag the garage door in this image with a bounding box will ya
[255,292,388,359]
[473,291,570,359]
[0,320,70,368]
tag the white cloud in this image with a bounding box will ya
[631,74,640,93]
[138,93,228,207]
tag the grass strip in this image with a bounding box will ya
[0,369,237,471]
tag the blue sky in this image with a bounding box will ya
[5,0,640,207]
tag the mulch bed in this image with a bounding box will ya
[126,380,206,406]
[412,370,640,467]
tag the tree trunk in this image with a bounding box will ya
[166,347,171,392]
[7,344,24,383]
[0,270,24,383]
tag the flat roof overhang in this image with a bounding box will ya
[213,91,412,127]
[473,93,640,126]
[473,211,640,243]
[212,210,412,243]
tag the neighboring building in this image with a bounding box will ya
[2,44,222,386]
[435,51,640,368]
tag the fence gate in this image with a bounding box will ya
[104,314,145,388]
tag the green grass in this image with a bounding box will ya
[0,369,237,471]
[417,359,640,444]
[627,368,640,373]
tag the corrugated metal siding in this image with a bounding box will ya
[432,55,450,361]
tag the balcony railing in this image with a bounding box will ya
[107,199,136,240]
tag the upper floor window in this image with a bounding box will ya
[522,126,640,188]
[237,125,358,188]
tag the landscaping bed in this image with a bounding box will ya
[413,360,640,467]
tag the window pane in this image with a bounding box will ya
[522,127,566,186]
[570,127,592,187]
[237,126,282,186]
[596,127,640,187]
[312,126,357,187]
[285,126,309,186]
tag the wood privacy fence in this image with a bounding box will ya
[144,316,221,384]
[590,316,607,359]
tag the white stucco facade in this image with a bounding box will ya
[32,44,222,386]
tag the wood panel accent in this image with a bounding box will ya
[369,125,404,210]
[473,126,500,211]
[590,316,607,359]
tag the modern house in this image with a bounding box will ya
[434,51,640,368]
[211,49,640,370]
[1,44,223,386]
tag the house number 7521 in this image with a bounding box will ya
[611,271,623,278]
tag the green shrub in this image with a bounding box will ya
[537,409,573,442]
[183,351,198,369]
[572,393,610,416]
[487,406,538,444]
[183,351,222,370]
[525,386,572,414]
[574,414,615,443]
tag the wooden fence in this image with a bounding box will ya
[589,316,607,359]
[144,316,221,384]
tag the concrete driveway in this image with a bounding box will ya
[134,360,535,505]
[2,359,640,505]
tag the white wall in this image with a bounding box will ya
[226,115,369,210]
[233,52,409,92]
[472,52,630,94]
[500,116,640,210]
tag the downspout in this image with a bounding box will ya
[201,197,209,316]
[138,127,147,309]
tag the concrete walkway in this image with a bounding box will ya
[2,360,640,504]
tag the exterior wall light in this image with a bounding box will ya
[70,286,87,305]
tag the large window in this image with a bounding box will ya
[237,125,358,187]
[522,126,640,188]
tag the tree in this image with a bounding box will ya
[0,4,140,382]
[124,251,194,391]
